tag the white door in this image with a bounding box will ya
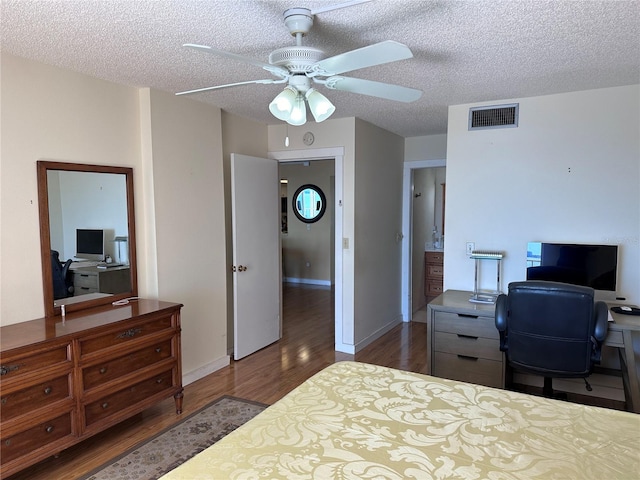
[231,153,281,360]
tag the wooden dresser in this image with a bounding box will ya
[0,299,183,478]
[424,250,444,303]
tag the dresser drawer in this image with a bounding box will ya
[427,264,443,277]
[79,316,174,357]
[434,311,498,339]
[0,344,71,381]
[434,332,502,361]
[425,251,444,264]
[82,339,174,390]
[0,412,73,465]
[434,352,503,388]
[426,282,444,296]
[1,374,72,422]
[84,369,174,427]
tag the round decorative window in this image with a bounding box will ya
[292,184,326,224]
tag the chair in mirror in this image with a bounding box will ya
[37,161,138,317]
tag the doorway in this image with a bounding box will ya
[269,147,346,352]
[401,159,446,322]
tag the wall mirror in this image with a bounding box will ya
[292,184,326,224]
[37,161,137,317]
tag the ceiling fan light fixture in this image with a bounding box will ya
[306,88,335,122]
[269,86,298,121]
[287,93,307,126]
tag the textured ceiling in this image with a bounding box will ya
[1,0,639,137]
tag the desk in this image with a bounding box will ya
[427,290,640,413]
[72,265,131,296]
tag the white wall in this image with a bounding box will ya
[445,85,640,304]
[0,53,141,324]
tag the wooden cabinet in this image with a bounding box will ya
[424,251,444,303]
[0,299,182,478]
[426,290,504,389]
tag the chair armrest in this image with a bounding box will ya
[593,301,608,342]
[495,294,508,352]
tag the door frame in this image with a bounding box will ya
[401,159,446,322]
[269,147,346,352]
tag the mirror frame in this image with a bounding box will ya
[37,161,138,317]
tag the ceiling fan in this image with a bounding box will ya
[176,0,422,126]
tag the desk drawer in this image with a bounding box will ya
[434,332,502,361]
[434,352,503,388]
[434,311,498,339]
[74,271,98,288]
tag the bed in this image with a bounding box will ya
[161,361,639,479]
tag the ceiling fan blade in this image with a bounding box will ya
[183,44,290,79]
[176,78,285,96]
[310,0,373,15]
[312,40,414,76]
[322,76,423,103]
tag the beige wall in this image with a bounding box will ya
[1,53,231,384]
[0,53,141,324]
[141,89,228,380]
[353,119,405,345]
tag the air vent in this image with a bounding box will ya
[469,104,519,130]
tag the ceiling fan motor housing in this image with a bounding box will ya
[269,46,325,74]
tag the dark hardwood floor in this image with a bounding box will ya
[7,283,429,480]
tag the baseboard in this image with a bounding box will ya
[283,277,332,286]
[182,355,230,386]
[353,315,403,353]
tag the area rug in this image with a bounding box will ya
[79,395,268,480]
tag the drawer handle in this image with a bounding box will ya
[155,347,162,353]
[0,364,20,376]
[457,334,478,340]
[80,274,89,277]
[5,439,11,447]
[44,386,53,395]
[117,328,142,339]
[99,367,107,374]
[101,402,109,409]
[1,397,7,405]
[457,314,479,319]
[457,355,479,361]
[156,378,165,384]
[45,425,55,434]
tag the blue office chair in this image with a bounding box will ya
[495,281,608,398]
[51,250,74,300]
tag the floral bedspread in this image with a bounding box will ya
[161,361,639,479]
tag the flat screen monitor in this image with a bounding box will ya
[526,242,618,294]
[76,228,105,261]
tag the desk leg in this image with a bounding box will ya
[620,329,640,413]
